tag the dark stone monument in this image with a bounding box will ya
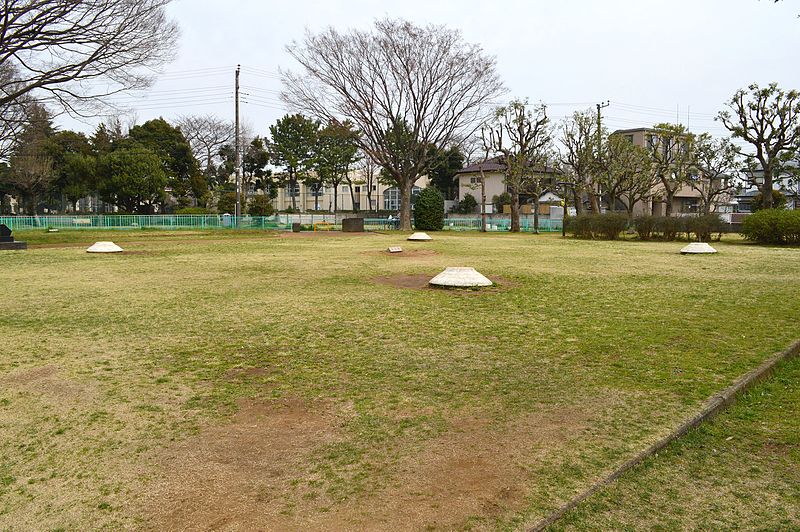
[342,217,365,232]
[292,222,302,233]
[0,224,27,250]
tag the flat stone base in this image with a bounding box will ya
[681,242,717,254]
[0,241,27,250]
[429,267,493,288]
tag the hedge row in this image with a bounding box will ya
[740,208,800,245]
[567,213,724,242]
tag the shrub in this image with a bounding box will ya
[596,213,628,240]
[492,192,512,213]
[216,192,236,214]
[633,215,657,240]
[685,214,723,242]
[247,195,275,217]
[176,207,210,214]
[414,186,445,230]
[741,208,800,245]
[656,216,685,241]
[454,193,478,214]
[567,213,628,240]
[567,213,596,238]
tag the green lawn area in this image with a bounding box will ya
[0,229,798,529]
[554,355,800,530]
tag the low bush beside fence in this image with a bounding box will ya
[740,209,800,245]
[567,213,725,242]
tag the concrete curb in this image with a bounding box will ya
[528,339,800,531]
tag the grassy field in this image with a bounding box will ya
[0,229,798,530]
[553,354,800,530]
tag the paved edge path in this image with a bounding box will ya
[528,338,800,531]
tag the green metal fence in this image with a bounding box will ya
[0,215,291,231]
[443,217,563,232]
[0,214,563,233]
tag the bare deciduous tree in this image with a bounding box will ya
[281,18,505,230]
[647,123,695,215]
[691,134,740,215]
[176,114,235,177]
[598,134,656,217]
[558,109,600,215]
[718,83,800,209]
[0,0,179,116]
[483,100,552,232]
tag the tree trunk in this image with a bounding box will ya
[367,188,374,212]
[510,190,520,232]
[533,199,540,233]
[761,167,774,209]
[574,189,583,215]
[664,190,674,216]
[590,188,601,213]
[348,184,358,213]
[290,176,297,211]
[399,178,413,230]
[480,175,487,233]
[334,186,338,212]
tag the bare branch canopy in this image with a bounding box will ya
[0,0,179,115]
[280,18,505,229]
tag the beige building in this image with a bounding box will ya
[255,170,430,213]
[455,158,562,214]
[612,127,734,216]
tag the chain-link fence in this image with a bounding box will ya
[0,214,562,233]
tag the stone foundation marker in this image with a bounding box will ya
[87,242,124,253]
[407,232,432,241]
[680,242,717,255]
[429,267,492,288]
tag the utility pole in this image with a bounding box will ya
[234,64,241,220]
[593,100,610,213]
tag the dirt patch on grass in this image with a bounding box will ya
[0,364,59,384]
[374,249,440,258]
[277,230,377,238]
[0,365,95,405]
[141,397,349,530]
[373,273,433,289]
[338,407,590,530]
[141,402,591,530]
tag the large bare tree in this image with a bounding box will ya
[597,134,656,217]
[691,134,740,215]
[647,123,695,215]
[558,109,601,215]
[718,83,800,209]
[0,0,178,116]
[483,100,552,232]
[176,114,235,178]
[281,18,505,230]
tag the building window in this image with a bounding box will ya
[285,184,300,197]
[681,198,699,213]
[354,186,361,194]
[469,176,481,184]
[310,183,324,197]
[372,185,377,191]
[383,186,421,210]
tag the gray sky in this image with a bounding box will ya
[61,0,800,145]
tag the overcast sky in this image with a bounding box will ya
[61,0,800,145]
